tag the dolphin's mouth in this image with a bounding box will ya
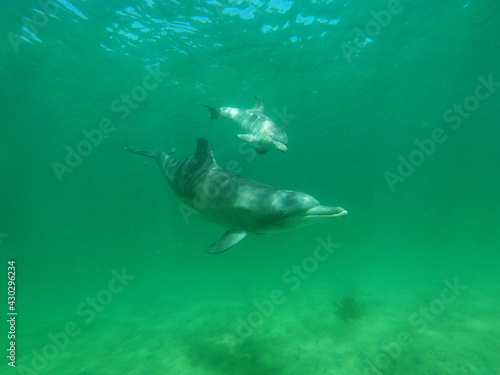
[305,206,348,218]
[275,142,288,152]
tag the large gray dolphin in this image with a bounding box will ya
[125,139,347,254]
[201,96,288,154]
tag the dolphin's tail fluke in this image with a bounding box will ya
[124,147,157,158]
[124,147,176,159]
[201,104,219,120]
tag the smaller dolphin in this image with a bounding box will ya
[201,96,289,154]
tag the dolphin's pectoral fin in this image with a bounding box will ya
[255,147,269,155]
[253,96,265,112]
[238,133,259,143]
[205,230,249,254]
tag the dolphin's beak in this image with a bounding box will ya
[274,142,288,152]
[305,206,347,218]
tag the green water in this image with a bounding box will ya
[1,0,499,374]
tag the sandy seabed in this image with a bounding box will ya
[16,278,500,375]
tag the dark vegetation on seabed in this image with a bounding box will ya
[334,296,367,323]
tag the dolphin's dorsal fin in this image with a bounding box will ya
[206,230,248,254]
[253,96,264,112]
[195,138,215,164]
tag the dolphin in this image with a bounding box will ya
[125,139,347,254]
[201,96,289,154]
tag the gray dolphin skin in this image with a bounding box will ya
[125,139,347,254]
[201,96,289,154]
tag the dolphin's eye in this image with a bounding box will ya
[277,211,286,218]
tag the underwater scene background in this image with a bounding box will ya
[1,0,500,374]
